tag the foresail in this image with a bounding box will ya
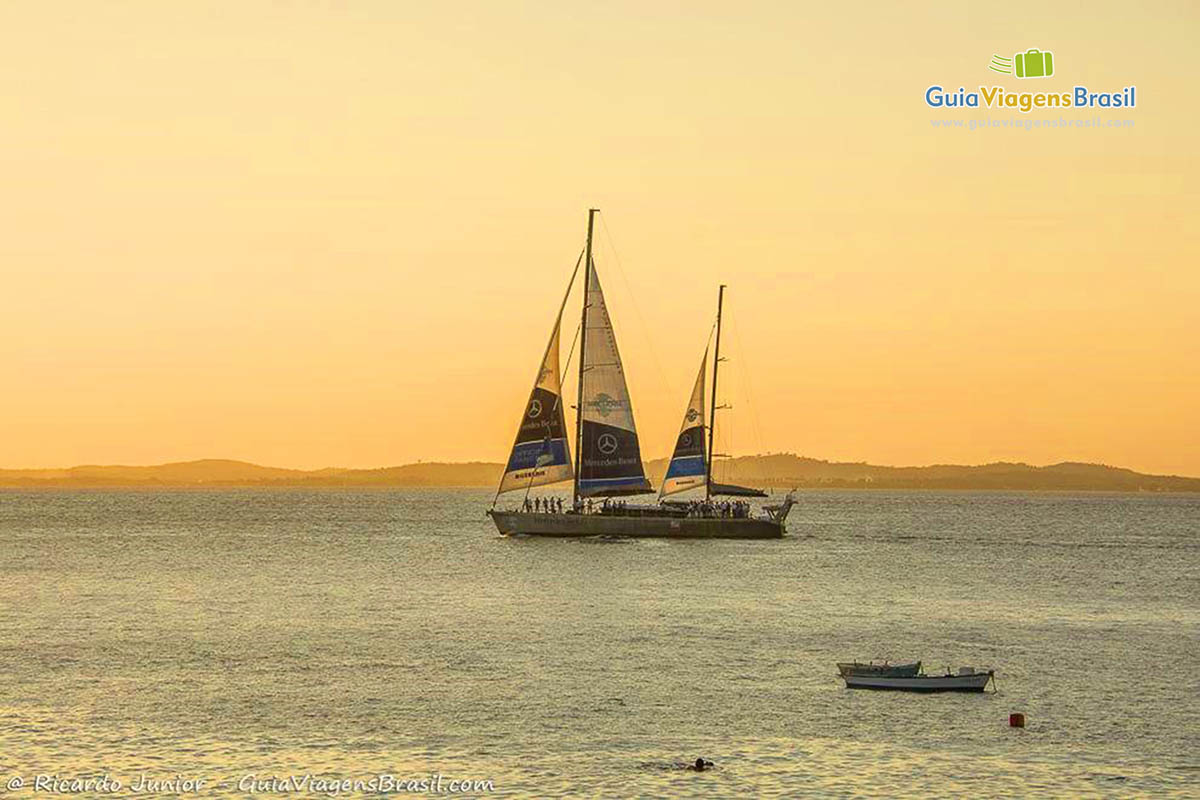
[497,316,573,494]
[660,350,708,497]
[578,264,653,497]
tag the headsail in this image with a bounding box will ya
[660,349,708,498]
[496,315,573,494]
[577,263,654,497]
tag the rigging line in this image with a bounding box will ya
[729,305,767,461]
[596,213,676,404]
[699,317,717,448]
[713,385,733,485]
[724,309,763,491]
[559,318,582,418]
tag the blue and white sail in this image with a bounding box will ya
[660,349,708,498]
[496,315,573,495]
[577,264,654,497]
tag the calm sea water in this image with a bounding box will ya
[0,489,1196,798]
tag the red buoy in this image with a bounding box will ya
[1009,713,1026,728]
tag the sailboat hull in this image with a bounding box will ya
[488,511,783,539]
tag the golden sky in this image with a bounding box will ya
[2,1,1197,475]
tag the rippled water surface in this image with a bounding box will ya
[0,489,1197,797]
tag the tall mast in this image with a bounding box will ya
[705,284,726,501]
[573,208,598,507]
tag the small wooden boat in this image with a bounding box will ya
[841,666,995,693]
[837,660,921,678]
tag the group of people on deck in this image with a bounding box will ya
[520,496,751,518]
[519,497,631,514]
[599,498,630,514]
[683,499,751,519]
[523,496,565,514]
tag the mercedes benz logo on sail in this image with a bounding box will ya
[597,433,619,455]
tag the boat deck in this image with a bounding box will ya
[488,510,783,539]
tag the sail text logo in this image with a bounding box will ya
[588,393,622,417]
[925,85,1136,114]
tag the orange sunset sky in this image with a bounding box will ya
[2,1,1198,475]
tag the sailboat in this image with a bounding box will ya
[487,209,794,538]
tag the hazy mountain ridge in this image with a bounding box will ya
[1,455,1196,491]
[691,455,1200,491]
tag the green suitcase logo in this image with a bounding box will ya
[1014,48,1054,78]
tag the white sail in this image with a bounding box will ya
[496,314,573,494]
[660,349,708,497]
[577,263,652,496]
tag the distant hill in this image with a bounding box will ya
[0,459,495,488]
[0,455,1197,491]
[0,459,315,485]
[660,454,1200,492]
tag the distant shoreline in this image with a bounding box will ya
[2,455,1196,492]
[3,486,1197,496]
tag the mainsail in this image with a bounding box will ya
[660,349,708,498]
[496,315,573,494]
[577,263,653,497]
